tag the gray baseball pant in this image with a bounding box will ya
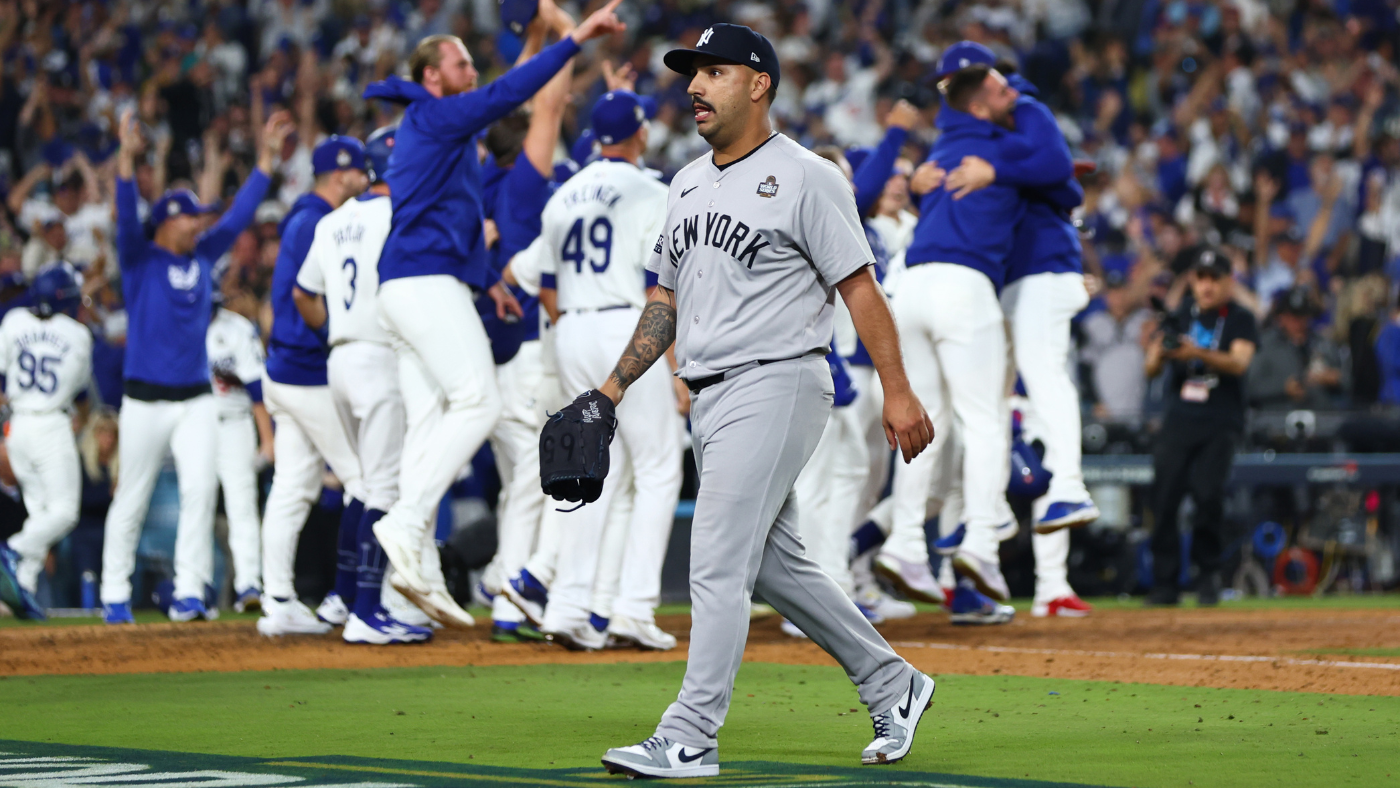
[654,356,917,749]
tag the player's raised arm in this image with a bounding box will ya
[113,110,148,269]
[196,111,293,261]
[598,286,676,406]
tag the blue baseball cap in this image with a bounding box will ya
[844,146,873,173]
[936,40,996,78]
[312,135,367,175]
[592,91,657,145]
[571,128,598,166]
[664,23,781,89]
[499,0,538,36]
[365,125,396,184]
[151,189,216,226]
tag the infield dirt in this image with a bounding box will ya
[3,606,1398,695]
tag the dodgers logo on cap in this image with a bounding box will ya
[337,149,351,167]
[168,201,181,216]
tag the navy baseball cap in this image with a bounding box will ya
[499,0,538,36]
[664,23,780,89]
[151,189,216,226]
[365,125,396,183]
[592,91,657,145]
[936,40,996,77]
[312,135,367,175]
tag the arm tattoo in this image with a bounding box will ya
[608,298,677,393]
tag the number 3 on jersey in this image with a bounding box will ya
[341,257,357,309]
[561,217,612,274]
[16,349,59,394]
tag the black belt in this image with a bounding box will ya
[560,304,632,315]
[685,351,825,394]
[125,380,213,402]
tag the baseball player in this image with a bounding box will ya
[101,109,286,624]
[0,263,92,620]
[258,135,373,637]
[880,61,1076,603]
[292,126,433,644]
[932,44,1097,617]
[528,89,684,652]
[586,25,936,779]
[206,293,274,613]
[476,6,578,642]
[358,0,627,602]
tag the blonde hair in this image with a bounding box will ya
[79,406,119,483]
[410,34,463,84]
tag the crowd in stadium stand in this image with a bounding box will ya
[2,0,1400,447]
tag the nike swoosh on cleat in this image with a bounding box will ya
[676,748,711,763]
[681,186,698,198]
[897,677,916,717]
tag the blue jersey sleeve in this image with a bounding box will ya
[989,99,1072,188]
[196,169,271,263]
[413,39,581,142]
[1028,177,1084,212]
[852,126,907,217]
[115,178,148,271]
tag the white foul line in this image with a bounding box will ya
[889,641,1400,671]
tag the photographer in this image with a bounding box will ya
[1144,248,1258,605]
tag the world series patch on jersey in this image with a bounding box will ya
[647,134,874,380]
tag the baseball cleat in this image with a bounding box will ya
[856,602,884,625]
[233,587,262,614]
[607,615,677,650]
[1032,594,1092,618]
[383,583,438,628]
[168,596,216,622]
[403,585,475,629]
[102,601,134,624]
[949,580,1015,625]
[316,592,349,625]
[779,618,808,638]
[951,548,1010,601]
[1035,501,1099,534]
[0,542,44,620]
[873,553,946,604]
[257,596,333,636]
[862,672,936,765]
[544,620,607,651]
[343,611,433,644]
[501,569,548,626]
[856,588,917,621]
[491,620,546,643]
[602,736,719,779]
[371,519,430,596]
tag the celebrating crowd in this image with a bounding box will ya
[0,0,1398,621]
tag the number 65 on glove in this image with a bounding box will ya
[539,390,618,505]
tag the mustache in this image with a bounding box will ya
[691,97,716,113]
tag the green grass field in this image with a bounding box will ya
[5,661,1399,787]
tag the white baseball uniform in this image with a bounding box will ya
[207,307,267,595]
[296,194,403,516]
[0,308,91,592]
[533,159,684,629]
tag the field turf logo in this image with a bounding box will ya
[0,741,1108,787]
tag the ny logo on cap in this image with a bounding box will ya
[698,27,714,46]
[337,149,351,167]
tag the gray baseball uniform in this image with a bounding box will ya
[647,133,917,749]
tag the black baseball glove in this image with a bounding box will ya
[539,390,618,505]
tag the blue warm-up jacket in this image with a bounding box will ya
[115,171,269,393]
[363,38,580,290]
[1003,75,1084,285]
[266,192,333,386]
[905,107,1027,289]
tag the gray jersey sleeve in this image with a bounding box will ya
[796,160,875,287]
